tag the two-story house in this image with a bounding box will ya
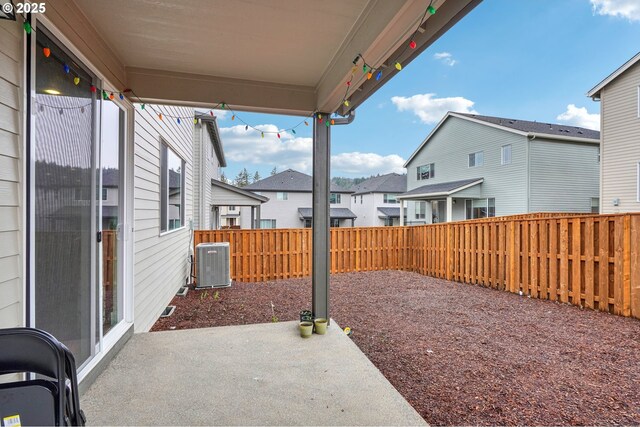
[350,173,407,226]
[244,169,356,228]
[588,52,640,214]
[399,112,600,224]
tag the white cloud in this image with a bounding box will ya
[391,93,478,124]
[591,0,640,21]
[331,152,406,176]
[434,52,457,66]
[219,124,406,176]
[556,104,601,130]
[219,124,313,173]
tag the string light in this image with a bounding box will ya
[428,5,436,14]
[409,40,417,49]
[194,118,198,124]
[261,132,264,138]
[74,77,80,85]
[177,118,181,124]
[158,113,163,120]
[245,125,248,131]
[23,22,31,34]
[63,64,70,74]
[376,70,382,80]
[277,133,281,139]
[90,85,96,93]
[109,93,115,100]
[231,115,235,121]
[395,61,402,71]
[43,47,50,57]
[344,100,350,107]
[119,93,124,100]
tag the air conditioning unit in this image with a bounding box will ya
[196,242,232,289]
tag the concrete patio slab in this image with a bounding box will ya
[81,321,427,426]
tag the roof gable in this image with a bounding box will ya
[351,173,407,195]
[588,51,640,98]
[244,169,353,193]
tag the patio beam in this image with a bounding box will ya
[312,113,331,322]
[126,67,317,115]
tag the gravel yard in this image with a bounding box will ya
[152,270,640,426]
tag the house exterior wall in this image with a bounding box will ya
[599,61,640,213]
[529,138,600,212]
[404,117,528,223]
[255,190,352,228]
[352,193,402,227]
[192,120,221,229]
[133,104,194,332]
[0,20,24,329]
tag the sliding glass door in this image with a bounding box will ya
[32,25,128,370]
[33,28,97,367]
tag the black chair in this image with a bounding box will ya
[0,328,85,426]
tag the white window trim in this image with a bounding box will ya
[468,151,484,168]
[160,141,186,235]
[501,145,512,165]
[637,86,640,118]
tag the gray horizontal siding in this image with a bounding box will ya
[529,138,599,212]
[0,20,23,329]
[133,105,194,332]
[405,117,528,222]
[600,61,640,213]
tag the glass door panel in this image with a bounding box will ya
[34,29,97,366]
[101,102,124,334]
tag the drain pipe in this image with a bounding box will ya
[331,110,356,126]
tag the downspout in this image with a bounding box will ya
[526,133,535,213]
[331,110,356,126]
[199,120,206,228]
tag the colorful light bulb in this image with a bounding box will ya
[304,121,309,126]
[23,22,31,34]
[245,125,248,131]
[325,120,330,127]
[367,72,373,80]
[344,100,350,107]
[158,113,163,120]
[261,132,264,138]
[395,62,402,71]
[231,115,235,121]
[376,70,382,80]
[63,64,70,74]
[141,104,145,110]
[90,85,96,93]
[43,47,51,57]
[119,93,124,100]
[74,77,80,85]
[292,129,296,134]
[194,118,198,124]
[409,40,417,49]
[177,118,181,124]
[427,5,436,14]
[109,93,115,100]
[331,119,335,125]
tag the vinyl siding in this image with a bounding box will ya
[133,105,194,332]
[404,116,528,222]
[600,61,640,213]
[352,193,401,227]
[529,138,599,212]
[0,21,23,329]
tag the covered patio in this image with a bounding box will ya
[80,321,426,426]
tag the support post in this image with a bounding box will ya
[400,199,405,226]
[446,196,453,223]
[312,114,331,321]
[255,205,261,229]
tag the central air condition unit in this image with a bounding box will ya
[196,242,232,289]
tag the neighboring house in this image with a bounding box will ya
[350,173,407,226]
[588,51,640,214]
[244,169,356,228]
[399,112,601,224]
[192,114,267,229]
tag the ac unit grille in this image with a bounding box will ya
[196,242,232,288]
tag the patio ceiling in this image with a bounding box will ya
[45,0,480,115]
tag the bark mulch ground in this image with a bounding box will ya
[152,270,640,426]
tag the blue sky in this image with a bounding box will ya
[214,0,640,180]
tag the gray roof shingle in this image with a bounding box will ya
[245,169,353,193]
[400,178,483,198]
[457,113,600,140]
[351,173,407,195]
[377,207,402,218]
[297,208,357,219]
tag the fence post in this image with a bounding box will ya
[446,223,453,281]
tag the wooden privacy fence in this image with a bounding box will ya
[194,213,640,319]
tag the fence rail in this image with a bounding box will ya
[194,213,640,319]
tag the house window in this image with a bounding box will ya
[304,219,312,228]
[417,163,435,180]
[465,198,495,219]
[276,192,288,200]
[360,195,363,204]
[102,188,108,201]
[383,217,394,227]
[501,145,512,165]
[468,151,484,167]
[330,218,340,227]
[591,197,600,214]
[415,201,426,219]
[228,206,236,211]
[383,193,399,203]
[330,193,341,204]
[160,142,185,232]
[353,196,356,203]
[260,219,276,229]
